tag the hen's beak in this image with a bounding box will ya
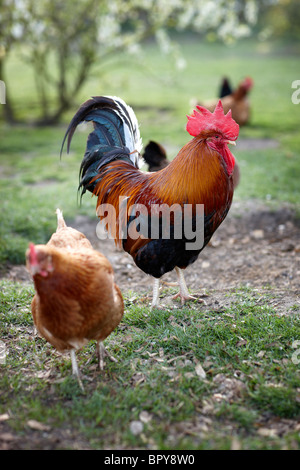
[29,264,42,276]
[27,262,50,278]
[26,243,51,277]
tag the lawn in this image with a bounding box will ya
[0,35,299,450]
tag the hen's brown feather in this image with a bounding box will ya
[30,246,123,352]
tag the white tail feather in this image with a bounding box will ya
[106,95,143,166]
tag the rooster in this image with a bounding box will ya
[61,96,239,307]
[26,209,124,383]
[197,76,253,126]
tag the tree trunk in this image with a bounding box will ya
[34,55,93,125]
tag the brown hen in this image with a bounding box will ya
[26,209,123,383]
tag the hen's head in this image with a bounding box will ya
[186,101,239,176]
[26,243,54,278]
[241,76,253,91]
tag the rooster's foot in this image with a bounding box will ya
[151,302,165,310]
[172,292,207,305]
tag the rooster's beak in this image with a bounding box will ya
[226,140,236,146]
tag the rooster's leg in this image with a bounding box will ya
[172,267,200,305]
[151,278,160,309]
[97,341,118,370]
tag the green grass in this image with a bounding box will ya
[236,147,300,204]
[0,280,299,449]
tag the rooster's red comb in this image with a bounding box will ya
[186,100,239,141]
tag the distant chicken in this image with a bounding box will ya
[219,77,233,98]
[142,141,169,172]
[198,76,253,126]
[61,96,239,307]
[26,209,124,381]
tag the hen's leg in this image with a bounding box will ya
[70,349,79,375]
[70,349,84,390]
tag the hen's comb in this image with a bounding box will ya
[242,76,253,90]
[186,100,239,141]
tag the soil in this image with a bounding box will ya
[5,199,300,313]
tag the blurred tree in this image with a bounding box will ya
[0,0,28,123]
[0,0,267,124]
[20,0,100,124]
[259,0,300,40]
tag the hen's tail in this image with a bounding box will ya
[61,96,142,197]
[55,208,67,231]
[219,77,232,98]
